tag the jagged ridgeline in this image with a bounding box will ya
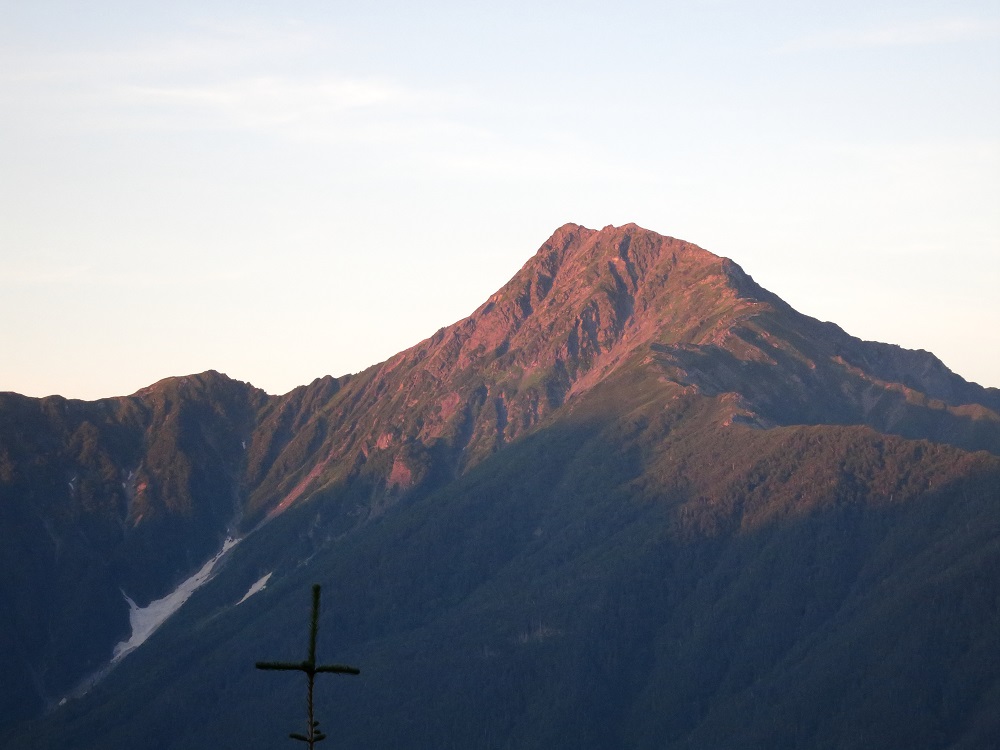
[2,223,999,749]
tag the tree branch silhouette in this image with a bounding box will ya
[256,584,360,747]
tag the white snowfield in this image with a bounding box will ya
[112,537,240,662]
[237,572,273,605]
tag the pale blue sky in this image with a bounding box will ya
[2,1,998,399]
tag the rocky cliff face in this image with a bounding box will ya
[242,223,999,529]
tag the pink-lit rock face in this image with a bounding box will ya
[243,223,999,524]
[247,222,768,520]
[387,455,414,490]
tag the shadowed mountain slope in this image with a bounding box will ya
[1,223,998,748]
[0,371,267,721]
[240,223,999,529]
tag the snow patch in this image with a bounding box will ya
[236,572,273,605]
[112,537,239,663]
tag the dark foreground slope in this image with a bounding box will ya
[10,369,1000,750]
[3,223,1000,748]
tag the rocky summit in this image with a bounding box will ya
[2,224,999,749]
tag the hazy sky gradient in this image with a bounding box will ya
[3,1,999,399]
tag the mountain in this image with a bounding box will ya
[2,223,999,749]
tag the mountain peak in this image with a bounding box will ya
[526,221,720,278]
[338,224,777,457]
[239,222,999,526]
[469,222,769,373]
